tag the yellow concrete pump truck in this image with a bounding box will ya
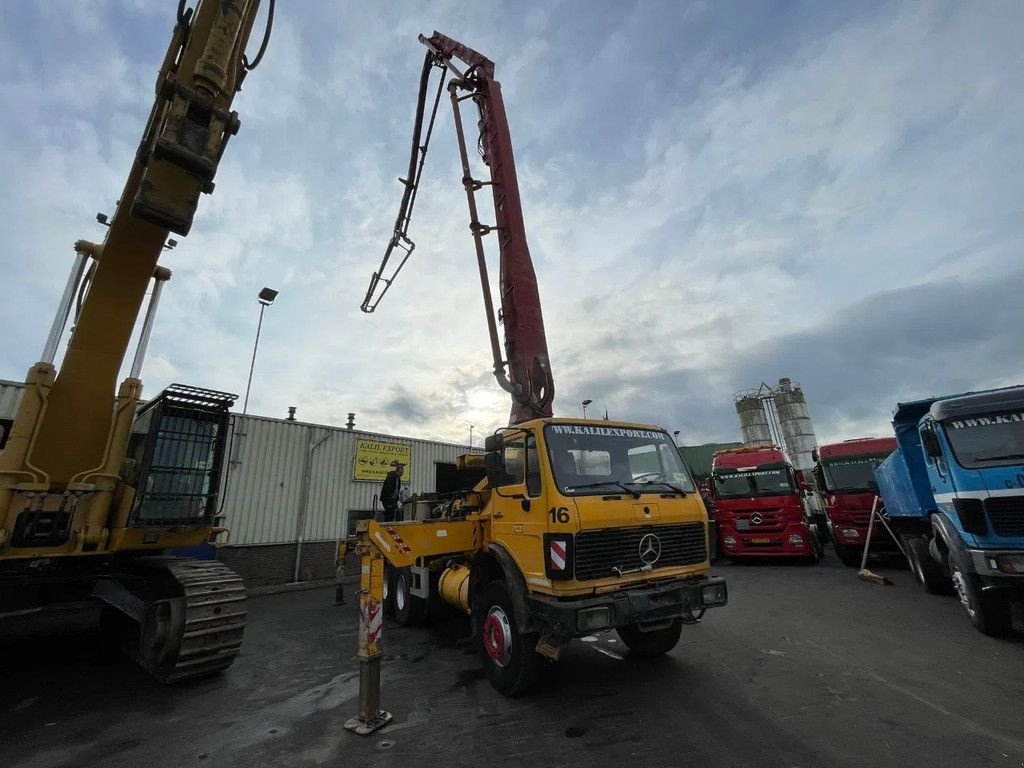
[345,32,727,733]
[0,1,272,682]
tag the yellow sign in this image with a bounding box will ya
[354,439,412,482]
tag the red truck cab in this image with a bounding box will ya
[812,437,897,567]
[712,445,820,561]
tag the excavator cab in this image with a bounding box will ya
[121,384,235,529]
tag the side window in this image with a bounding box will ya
[921,424,948,478]
[503,438,525,485]
[526,434,542,497]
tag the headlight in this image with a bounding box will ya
[722,536,736,547]
[788,534,804,545]
[995,554,1024,574]
[841,528,860,539]
[577,607,612,632]
[701,582,728,607]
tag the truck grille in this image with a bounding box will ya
[574,523,707,581]
[986,497,1024,537]
[732,511,786,533]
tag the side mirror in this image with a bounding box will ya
[794,470,807,491]
[921,427,943,459]
[485,451,506,487]
[811,448,818,463]
[484,434,503,453]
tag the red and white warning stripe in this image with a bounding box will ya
[549,540,567,571]
[364,604,383,644]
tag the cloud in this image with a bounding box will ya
[1,1,1021,450]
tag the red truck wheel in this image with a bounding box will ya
[477,580,541,696]
[833,543,862,568]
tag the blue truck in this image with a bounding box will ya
[874,386,1024,636]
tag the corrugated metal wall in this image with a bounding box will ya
[0,379,24,419]
[219,414,480,546]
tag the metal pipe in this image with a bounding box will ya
[129,271,169,379]
[41,250,89,364]
[293,429,330,582]
[242,302,266,415]
[856,495,880,573]
[448,83,508,392]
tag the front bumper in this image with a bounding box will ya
[718,522,813,557]
[528,576,727,639]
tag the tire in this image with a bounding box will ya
[617,618,683,657]
[477,580,541,696]
[834,543,863,568]
[382,566,396,615]
[950,561,1014,637]
[393,568,426,627]
[804,529,824,565]
[906,536,952,595]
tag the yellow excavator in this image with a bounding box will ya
[0,0,272,682]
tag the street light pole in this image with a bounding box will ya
[469,424,474,449]
[243,287,278,415]
[581,399,593,419]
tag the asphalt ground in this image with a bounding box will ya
[3,553,1023,768]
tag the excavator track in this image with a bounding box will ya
[124,558,248,684]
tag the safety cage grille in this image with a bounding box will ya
[124,384,237,528]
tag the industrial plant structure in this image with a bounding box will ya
[734,378,819,472]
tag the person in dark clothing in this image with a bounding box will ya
[378,463,404,522]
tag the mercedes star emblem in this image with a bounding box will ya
[750,513,763,525]
[638,533,662,565]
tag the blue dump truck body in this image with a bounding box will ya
[875,386,1024,636]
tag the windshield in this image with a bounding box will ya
[712,465,794,499]
[543,424,696,496]
[821,456,887,492]
[942,410,1024,468]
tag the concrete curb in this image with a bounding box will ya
[246,574,362,597]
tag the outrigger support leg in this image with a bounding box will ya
[345,522,393,735]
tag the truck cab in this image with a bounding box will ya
[813,437,897,567]
[875,386,1024,636]
[711,445,820,561]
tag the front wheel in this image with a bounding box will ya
[833,543,863,568]
[617,618,683,657]
[950,562,1014,637]
[477,580,541,696]
[906,536,951,595]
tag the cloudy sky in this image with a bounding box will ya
[1,0,1021,447]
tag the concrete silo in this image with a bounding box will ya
[772,378,818,472]
[734,393,772,446]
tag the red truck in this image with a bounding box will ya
[812,437,897,567]
[712,445,821,562]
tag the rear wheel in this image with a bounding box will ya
[393,568,426,626]
[477,580,540,696]
[617,618,683,657]
[834,543,863,568]
[906,536,951,595]
[805,528,824,564]
[950,561,1014,637]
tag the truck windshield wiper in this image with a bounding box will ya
[627,480,689,496]
[973,453,1024,462]
[566,481,641,499]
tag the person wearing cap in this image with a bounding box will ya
[378,462,405,522]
